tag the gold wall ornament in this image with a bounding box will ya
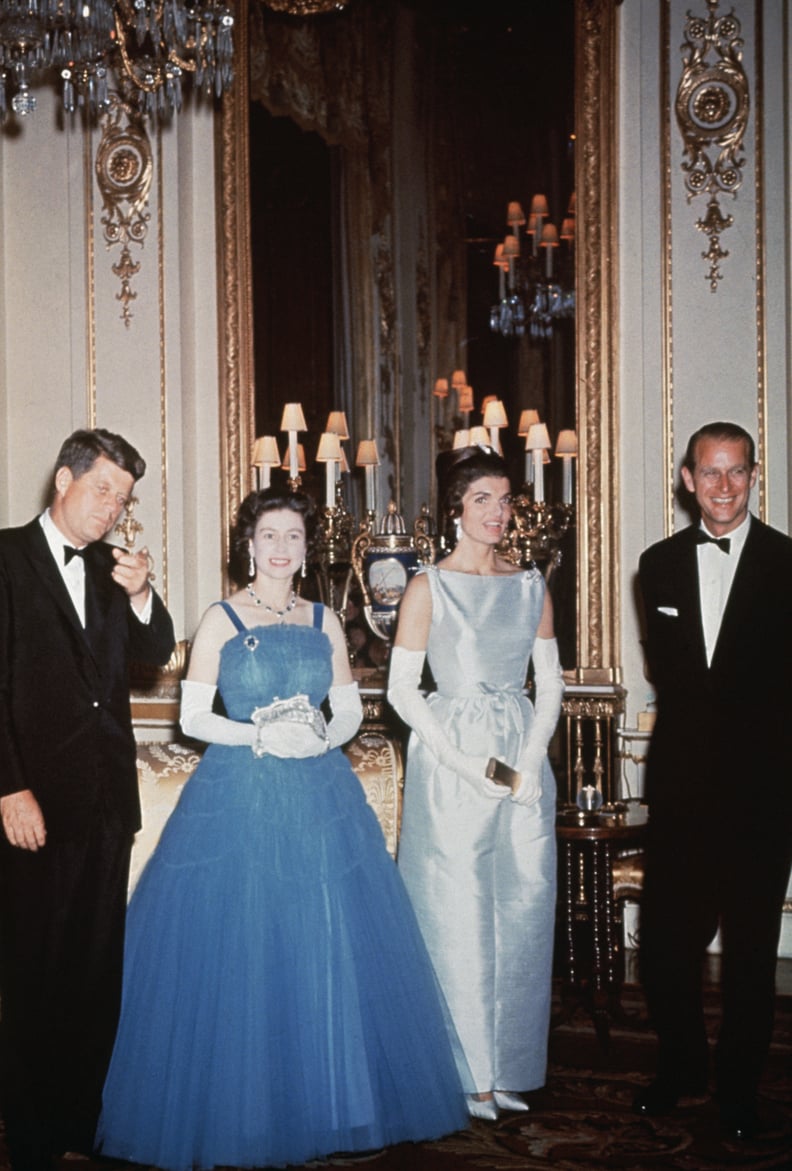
[95,96,153,326]
[675,0,749,290]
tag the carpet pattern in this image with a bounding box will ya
[4,982,790,1171]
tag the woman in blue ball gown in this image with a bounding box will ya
[96,488,468,1171]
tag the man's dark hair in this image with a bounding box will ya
[683,421,756,474]
[54,428,146,483]
[229,487,318,586]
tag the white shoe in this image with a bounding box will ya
[466,1093,499,1121]
[493,1090,530,1112]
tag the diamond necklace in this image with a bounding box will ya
[246,584,298,620]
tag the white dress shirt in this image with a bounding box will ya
[39,510,152,627]
[697,512,751,665]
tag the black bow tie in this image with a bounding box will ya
[695,530,731,554]
[64,546,87,565]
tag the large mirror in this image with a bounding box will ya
[217,0,619,680]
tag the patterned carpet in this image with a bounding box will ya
[4,979,790,1171]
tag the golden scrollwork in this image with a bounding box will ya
[95,95,153,327]
[675,0,749,289]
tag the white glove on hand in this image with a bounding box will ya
[512,636,564,806]
[180,680,257,747]
[387,646,506,799]
[255,719,329,759]
[325,682,363,749]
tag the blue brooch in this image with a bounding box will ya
[244,634,259,653]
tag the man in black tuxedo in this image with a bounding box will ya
[635,421,792,1140]
[0,428,175,1171]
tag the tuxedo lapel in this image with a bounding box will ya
[710,519,765,669]
[83,545,114,648]
[676,528,709,672]
[24,521,88,640]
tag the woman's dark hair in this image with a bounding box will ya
[54,428,146,483]
[229,487,318,586]
[436,445,510,519]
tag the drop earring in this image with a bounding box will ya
[248,551,256,579]
[453,517,462,544]
[301,559,307,579]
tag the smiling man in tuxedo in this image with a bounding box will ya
[0,429,175,1171]
[635,421,792,1140]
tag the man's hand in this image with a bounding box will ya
[0,790,47,851]
[112,546,151,612]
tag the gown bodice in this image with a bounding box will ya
[424,565,546,696]
[215,602,333,720]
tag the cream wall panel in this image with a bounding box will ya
[619,0,791,732]
[0,90,224,644]
[1,98,87,520]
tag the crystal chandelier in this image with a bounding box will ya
[0,0,234,121]
[490,195,576,340]
[262,0,348,12]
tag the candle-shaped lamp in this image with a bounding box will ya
[530,193,548,256]
[316,432,342,508]
[525,422,551,503]
[540,221,559,279]
[482,398,508,453]
[555,429,578,504]
[251,435,281,490]
[280,402,307,482]
[280,443,306,474]
[456,383,474,420]
[518,409,540,483]
[355,438,380,515]
[469,425,489,447]
[452,428,471,449]
[433,377,449,398]
[502,233,519,290]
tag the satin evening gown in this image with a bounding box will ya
[397,566,557,1094]
[96,602,467,1171]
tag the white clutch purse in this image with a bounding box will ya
[250,694,327,757]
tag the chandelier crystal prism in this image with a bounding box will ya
[0,0,234,121]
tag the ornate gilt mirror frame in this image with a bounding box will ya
[216,0,619,681]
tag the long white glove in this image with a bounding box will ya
[325,682,363,749]
[180,680,257,747]
[387,646,507,799]
[512,636,564,806]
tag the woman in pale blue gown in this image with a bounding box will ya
[96,488,468,1171]
[388,445,564,1121]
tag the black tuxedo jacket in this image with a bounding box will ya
[0,518,175,842]
[639,516,792,828]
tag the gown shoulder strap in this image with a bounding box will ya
[312,603,324,630]
[215,600,247,633]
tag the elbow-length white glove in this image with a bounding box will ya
[512,636,564,806]
[180,680,257,747]
[387,646,507,799]
[326,682,363,749]
[181,681,332,758]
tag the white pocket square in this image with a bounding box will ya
[657,606,678,616]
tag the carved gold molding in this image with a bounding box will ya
[574,0,620,681]
[675,0,749,290]
[217,0,256,571]
[95,97,153,327]
[218,0,620,677]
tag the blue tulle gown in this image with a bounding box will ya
[96,602,468,1171]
